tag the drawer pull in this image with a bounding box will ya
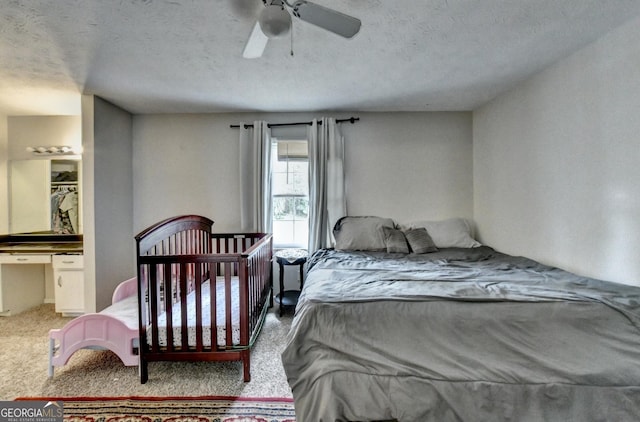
[58,276,63,287]
[62,260,75,264]
[17,258,29,262]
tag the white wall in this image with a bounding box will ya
[343,112,473,224]
[81,96,96,312]
[473,15,640,286]
[133,111,473,234]
[7,116,81,161]
[0,118,7,234]
[133,113,243,233]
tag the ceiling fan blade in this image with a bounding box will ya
[243,21,269,58]
[292,1,361,38]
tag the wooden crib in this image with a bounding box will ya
[135,215,273,383]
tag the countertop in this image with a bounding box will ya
[0,233,83,254]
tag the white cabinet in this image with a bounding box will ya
[52,255,84,315]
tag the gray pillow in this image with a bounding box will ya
[382,226,410,254]
[405,227,438,254]
[333,216,395,251]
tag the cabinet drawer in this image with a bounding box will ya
[52,254,83,269]
[0,254,51,264]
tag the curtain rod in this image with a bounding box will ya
[230,116,359,129]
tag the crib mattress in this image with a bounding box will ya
[152,277,240,348]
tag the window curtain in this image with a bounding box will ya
[307,117,347,252]
[239,121,273,233]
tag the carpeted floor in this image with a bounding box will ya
[0,303,294,400]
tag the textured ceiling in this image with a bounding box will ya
[1,0,640,115]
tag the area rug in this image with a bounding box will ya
[15,396,296,422]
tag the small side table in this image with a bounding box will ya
[274,248,308,316]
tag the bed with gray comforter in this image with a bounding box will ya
[281,246,640,421]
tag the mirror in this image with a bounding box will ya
[9,159,82,235]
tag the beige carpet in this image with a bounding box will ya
[1,303,294,400]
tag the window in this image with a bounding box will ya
[271,139,309,248]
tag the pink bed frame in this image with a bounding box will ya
[48,277,139,377]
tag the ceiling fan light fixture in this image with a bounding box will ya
[241,0,361,59]
[258,4,291,38]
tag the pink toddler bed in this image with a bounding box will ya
[48,276,139,377]
[48,274,253,376]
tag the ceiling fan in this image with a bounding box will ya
[242,0,361,59]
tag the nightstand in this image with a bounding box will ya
[274,248,308,316]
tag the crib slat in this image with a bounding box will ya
[249,254,257,332]
[149,264,159,353]
[179,263,189,348]
[215,237,221,275]
[195,264,203,352]
[164,264,174,351]
[211,265,218,351]
[239,258,249,347]
[224,262,233,347]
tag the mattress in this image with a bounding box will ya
[100,294,139,329]
[153,277,240,348]
[282,247,640,421]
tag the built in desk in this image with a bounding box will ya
[0,233,83,316]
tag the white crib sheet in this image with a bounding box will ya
[152,277,240,347]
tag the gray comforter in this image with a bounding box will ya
[281,247,640,421]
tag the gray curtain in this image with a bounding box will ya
[307,117,347,252]
[239,121,272,233]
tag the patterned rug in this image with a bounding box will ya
[15,396,296,422]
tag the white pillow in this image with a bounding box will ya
[402,218,481,248]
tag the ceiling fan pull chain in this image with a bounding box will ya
[290,24,294,56]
